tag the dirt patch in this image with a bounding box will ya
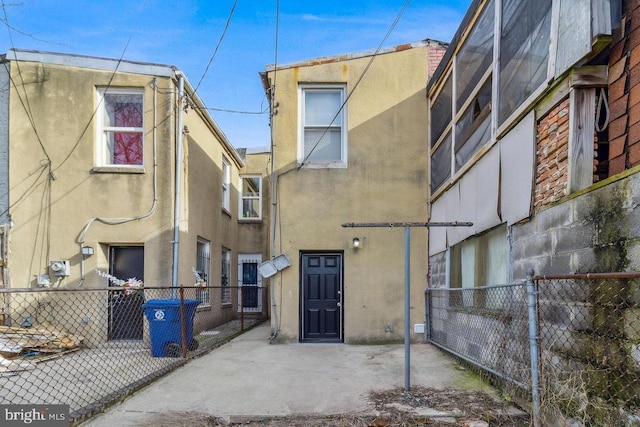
[136,386,530,426]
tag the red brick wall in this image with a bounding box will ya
[427,44,447,79]
[534,99,570,209]
[608,1,640,173]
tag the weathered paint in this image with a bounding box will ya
[0,60,9,224]
[265,41,446,343]
[5,51,247,336]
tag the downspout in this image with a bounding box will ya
[172,73,185,294]
[268,81,279,339]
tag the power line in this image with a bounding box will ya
[298,0,412,169]
[193,0,238,95]
[197,106,268,115]
[53,36,133,173]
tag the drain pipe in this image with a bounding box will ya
[268,83,279,339]
[171,73,185,296]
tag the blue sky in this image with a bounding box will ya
[1,0,471,148]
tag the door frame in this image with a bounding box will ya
[108,245,144,341]
[299,251,344,342]
[237,253,262,313]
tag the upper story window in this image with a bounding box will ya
[499,0,552,125]
[222,156,230,211]
[429,0,553,194]
[239,175,261,220]
[299,84,347,167]
[96,88,144,167]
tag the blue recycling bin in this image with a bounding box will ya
[142,299,200,357]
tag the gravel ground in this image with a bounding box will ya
[135,386,530,427]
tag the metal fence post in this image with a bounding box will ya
[179,287,187,358]
[526,268,541,427]
[425,288,431,342]
[240,286,244,331]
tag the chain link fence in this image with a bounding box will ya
[0,285,267,424]
[536,274,640,426]
[426,272,640,426]
[426,284,532,401]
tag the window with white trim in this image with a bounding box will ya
[221,248,231,305]
[429,0,553,194]
[299,85,347,166]
[96,88,144,166]
[195,238,210,306]
[222,157,230,211]
[239,176,262,220]
[449,225,507,309]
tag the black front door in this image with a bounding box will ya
[108,246,144,340]
[300,253,343,342]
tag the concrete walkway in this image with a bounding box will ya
[82,322,498,426]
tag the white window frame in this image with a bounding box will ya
[298,84,348,168]
[239,175,262,220]
[429,0,555,197]
[195,237,211,307]
[222,156,231,211]
[221,248,231,305]
[237,254,263,313]
[449,224,508,310]
[96,87,144,168]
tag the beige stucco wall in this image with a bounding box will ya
[9,61,176,290]
[266,44,433,343]
[6,56,244,339]
[181,106,244,328]
[238,150,270,256]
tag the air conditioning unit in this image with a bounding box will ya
[50,260,70,277]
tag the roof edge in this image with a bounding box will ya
[7,48,176,77]
[265,39,447,72]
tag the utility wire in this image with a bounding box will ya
[193,0,238,95]
[53,36,132,173]
[195,106,268,115]
[2,3,53,173]
[298,0,412,169]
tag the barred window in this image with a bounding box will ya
[196,238,210,306]
[221,248,231,305]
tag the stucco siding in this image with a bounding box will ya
[267,44,433,343]
[0,61,8,224]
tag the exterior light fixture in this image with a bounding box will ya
[352,237,361,248]
[81,246,94,256]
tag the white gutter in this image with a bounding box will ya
[172,73,185,292]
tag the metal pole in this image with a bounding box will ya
[526,268,541,427]
[425,288,431,342]
[179,287,187,358]
[404,226,411,391]
[341,220,472,391]
[171,74,185,299]
[240,286,244,331]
